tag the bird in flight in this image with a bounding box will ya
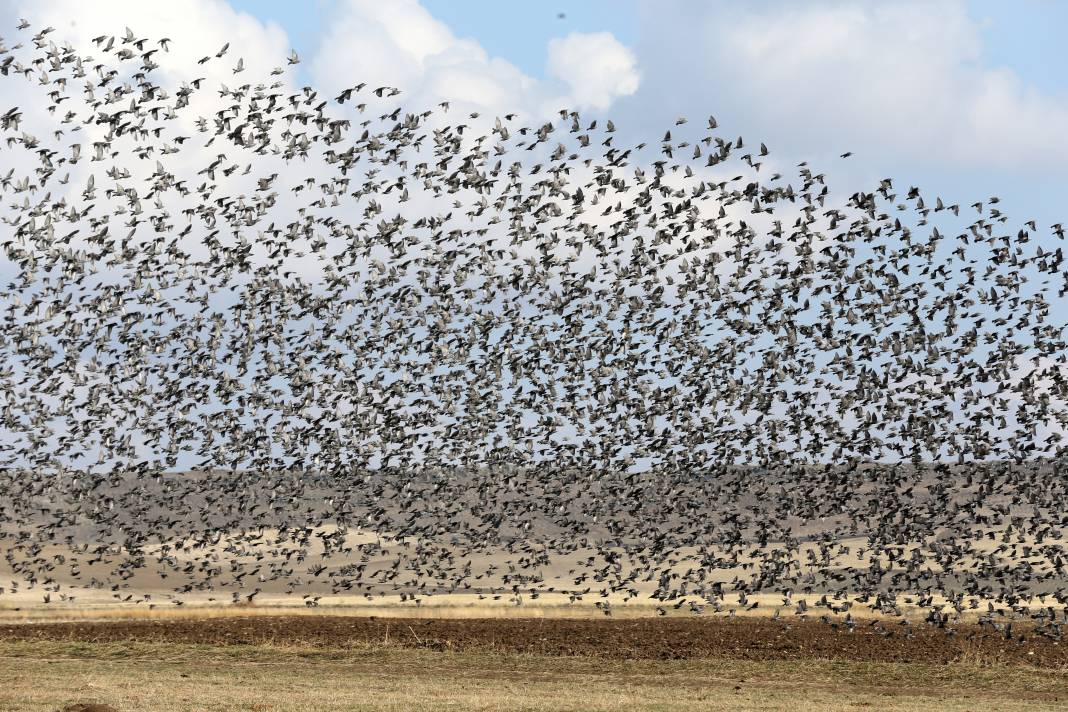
[0,18,1063,642]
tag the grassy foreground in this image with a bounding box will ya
[1,640,1066,712]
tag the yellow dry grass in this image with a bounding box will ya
[0,592,1001,626]
[1,640,1066,712]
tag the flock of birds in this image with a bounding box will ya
[1,20,1068,639]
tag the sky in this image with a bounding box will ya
[5,0,1067,234]
[2,0,1066,469]
[218,0,1068,233]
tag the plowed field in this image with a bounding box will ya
[1,614,1063,666]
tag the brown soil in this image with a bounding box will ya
[58,705,120,712]
[2,615,1064,667]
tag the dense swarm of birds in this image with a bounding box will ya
[2,20,1068,639]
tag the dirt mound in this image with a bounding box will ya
[58,704,120,712]
[4,615,1065,667]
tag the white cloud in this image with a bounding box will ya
[310,0,638,119]
[5,0,639,134]
[626,0,1068,173]
[10,0,290,88]
[3,0,299,183]
[547,32,640,111]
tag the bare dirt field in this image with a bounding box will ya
[2,614,1067,711]
[1,613,1064,666]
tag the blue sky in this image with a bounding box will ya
[6,0,1068,252]
[1,0,1064,238]
[969,0,1068,94]
[2,0,1066,468]
[3,0,1065,250]
[226,0,1068,97]
[214,0,1068,236]
[228,1,1068,94]
[229,0,640,78]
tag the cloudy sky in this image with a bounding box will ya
[7,0,1068,236]
[2,0,1065,468]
